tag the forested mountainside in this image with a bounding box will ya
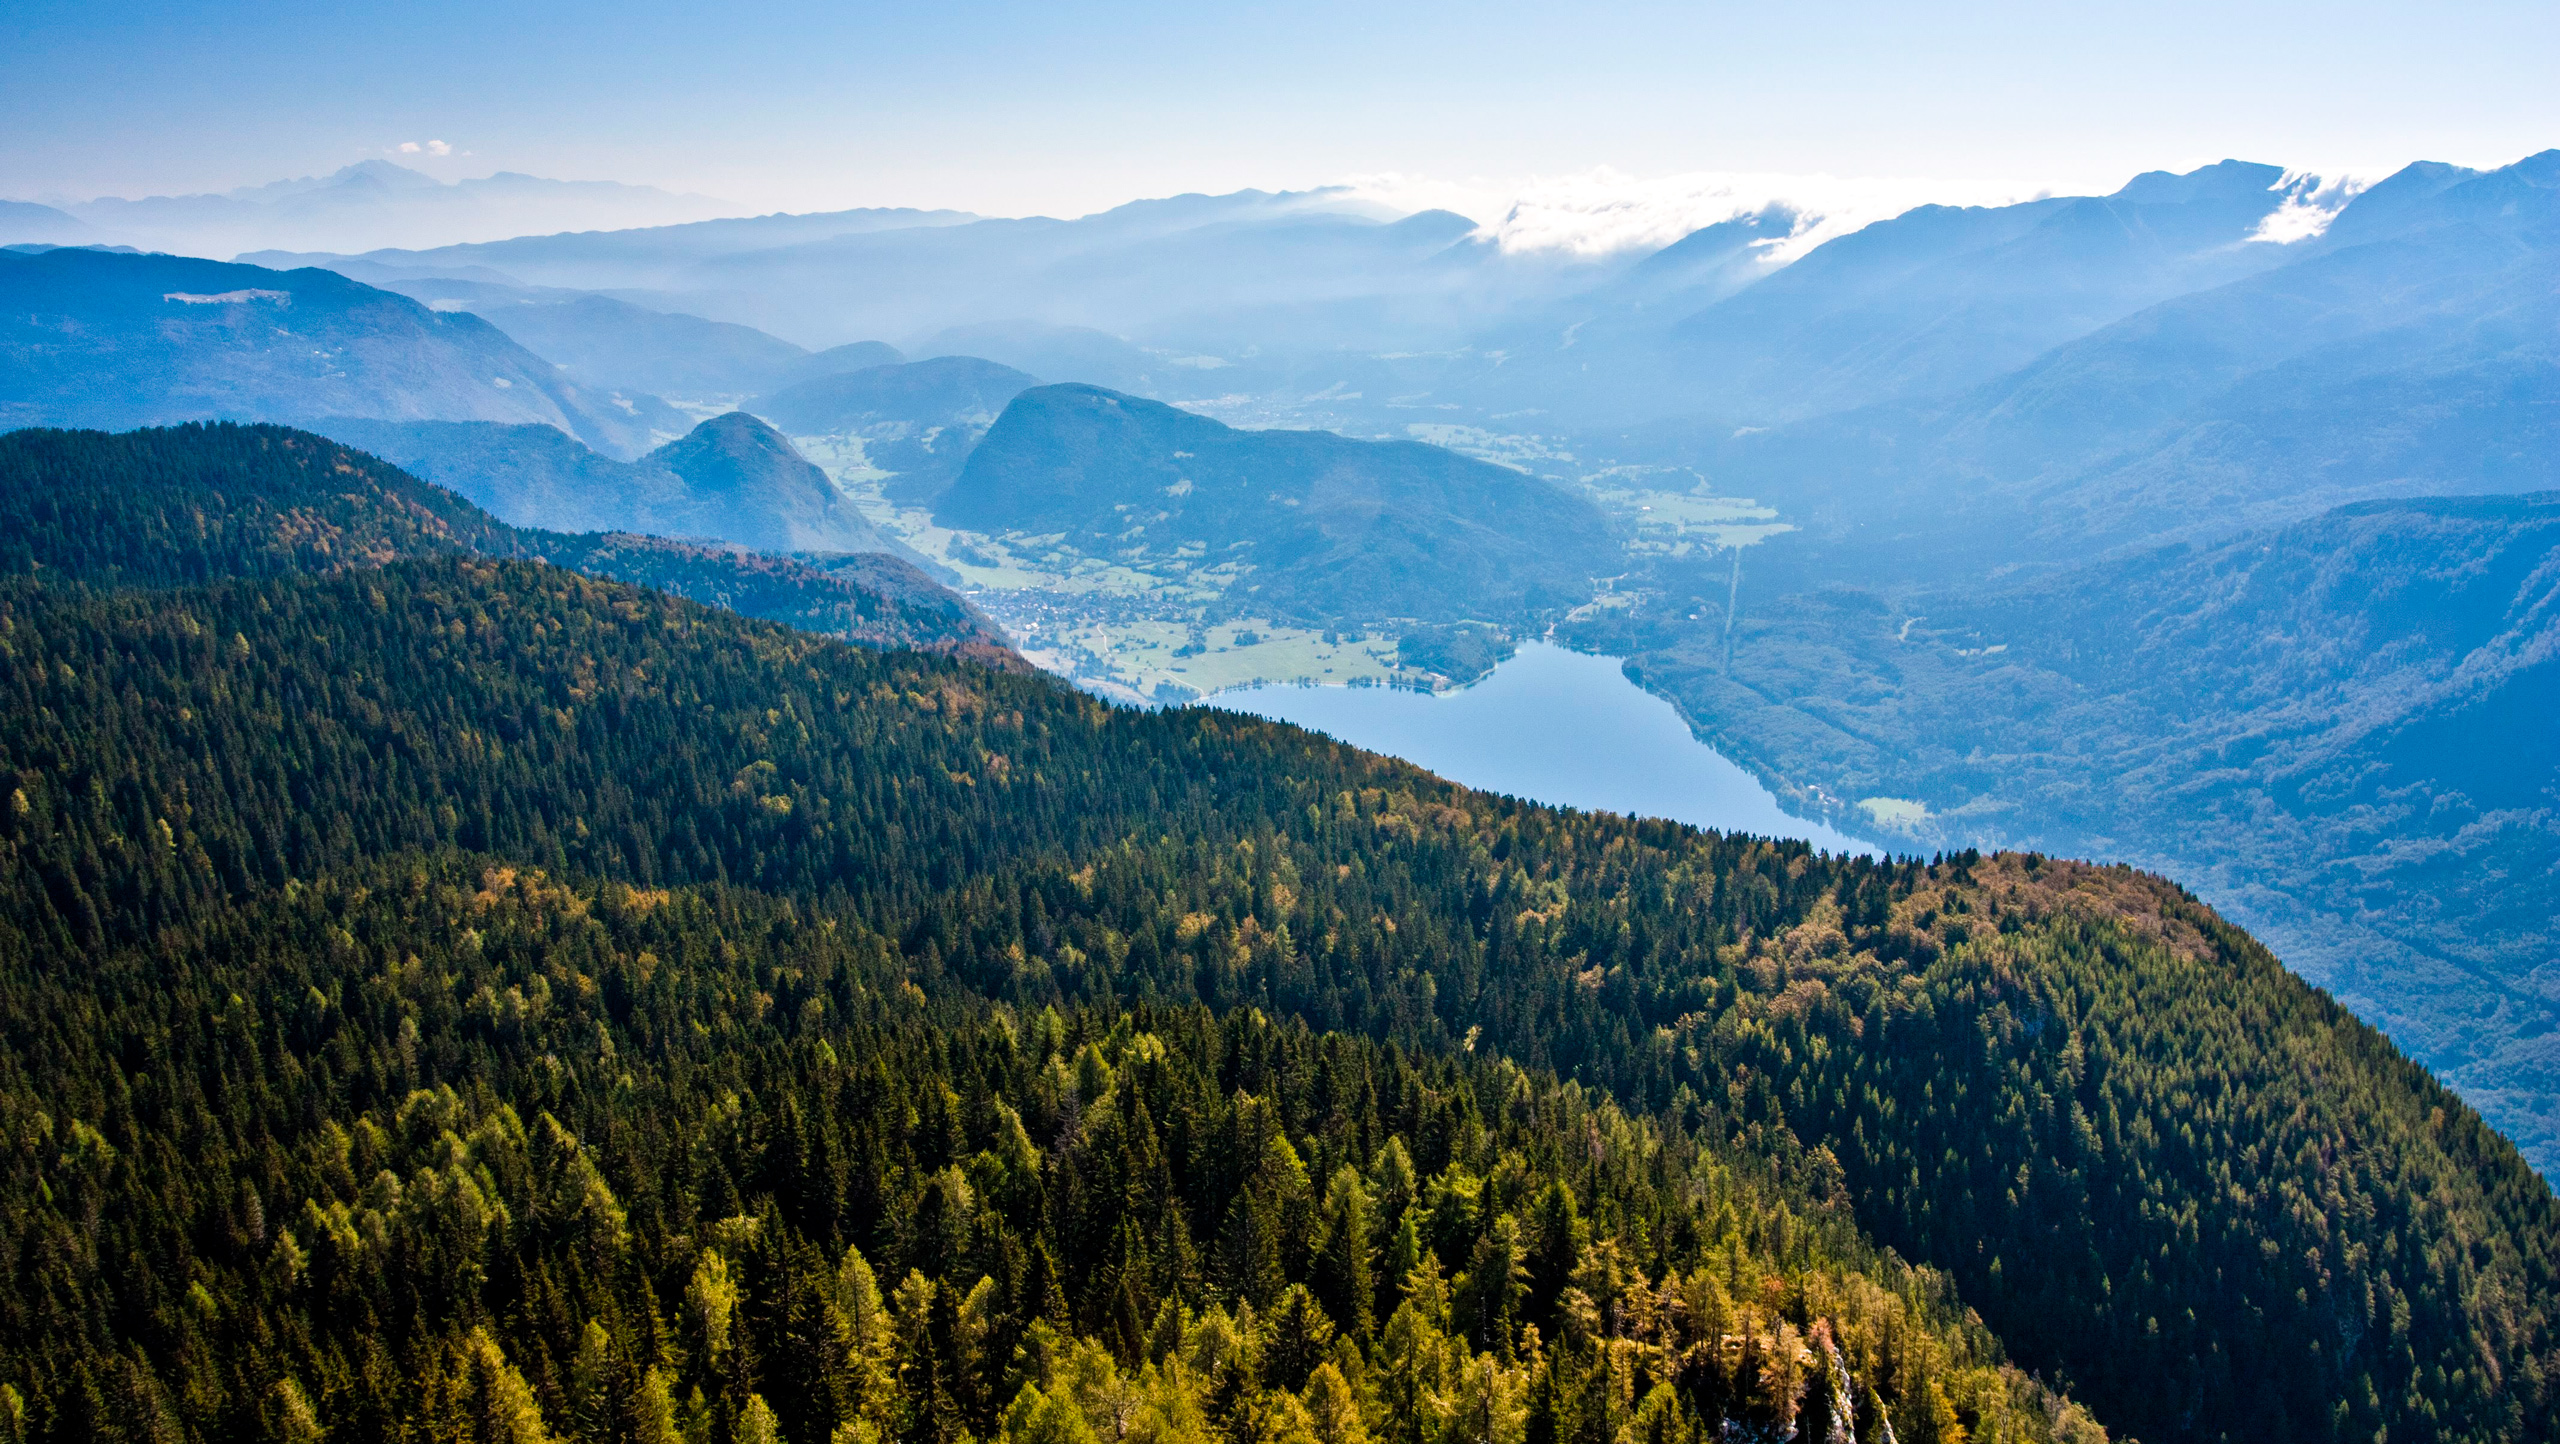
[1563,489,2560,1167]
[0,423,2553,1443]
[942,385,1614,625]
[0,424,1012,664]
[0,250,681,459]
[0,858,2089,1444]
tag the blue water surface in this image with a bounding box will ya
[1202,641,1874,855]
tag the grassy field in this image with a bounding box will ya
[803,438,1414,700]
[1585,474,1794,556]
[999,615,1402,703]
[1856,796,1932,832]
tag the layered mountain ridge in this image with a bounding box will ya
[321,409,892,556]
[0,247,679,458]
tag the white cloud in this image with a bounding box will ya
[395,139,454,157]
[1340,167,2047,262]
[2247,169,2371,244]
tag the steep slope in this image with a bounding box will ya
[0,247,678,457]
[758,355,1041,503]
[643,410,888,553]
[318,417,693,537]
[1568,490,2560,1164]
[942,384,1616,623]
[0,523,2552,1442]
[0,422,1012,664]
[1606,205,1804,313]
[324,412,895,556]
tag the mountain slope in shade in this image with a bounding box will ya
[366,279,909,401]
[757,355,1041,503]
[0,203,90,245]
[642,410,886,553]
[0,247,679,457]
[317,417,701,536]
[943,383,1616,623]
[1369,161,2365,437]
[323,412,893,557]
[0,421,1014,665]
[465,292,821,401]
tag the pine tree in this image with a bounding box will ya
[1303,1363,1368,1444]
[1316,1168,1377,1343]
[1523,1185,1583,1332]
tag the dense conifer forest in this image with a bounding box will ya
[0,426,2553,1443]
[0,425,1014,665]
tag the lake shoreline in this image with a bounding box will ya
[1198,641,1877,855]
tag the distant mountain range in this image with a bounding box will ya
[943,383,1617,623]
[12,160,773,257]
[250,188,1506,356]
[1681,148,2560,585]
[336,274,918,404]
[0,200,90,246]
[243,196,986,290]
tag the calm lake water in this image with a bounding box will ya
[1201,642,1875,855]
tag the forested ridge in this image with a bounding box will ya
[0,424,1015,666]
[0,427,2553,1444]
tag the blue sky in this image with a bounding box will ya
[6,0,2555,217]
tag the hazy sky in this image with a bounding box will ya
[7,0,2555,219]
